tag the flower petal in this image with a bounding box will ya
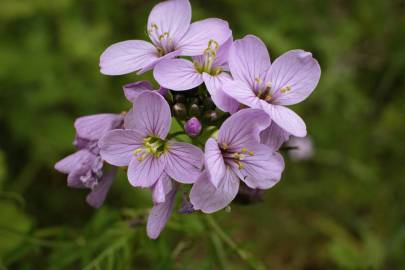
[267,50,321,106]
[152,172,173,204]
[260,122,291,151]
[229,35,271,88]
[124,91,172,139]
[239,145,285,189]
[147,183,177,239]
[261,102,307,137]
[123,81,168,103]
[154,59,203,91]
[55,150,93,174]
[128,155,165,188]
[99,129,143,167]
[218,108,271,149]
[164,141,204,184]
[190,168,239,214]
[147,0,191,45]
[137,50,182,75]
[74,114,123,141]
[203,73,239,114]
[177,18,232,56]
[204,138,226,188]
[222,79,261,109]
[213,37,233,68]
[86,169,116,208]
[100,40,158,75]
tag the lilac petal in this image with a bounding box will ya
[190,169,239,214]
[55,150,93,174]
[203,73,239,114]
[67,171,87,188]
[123,81,154,102]
[124,91,172,139]
[100,40,158,75]
[222,79,261,109]
[154,58,203,91]
[147,0,191,45]
[99,129,144,167]
[128,155,165,188]
[163,141,204,184]
[218,108,271,149]
[147,184,177,239]
[74,114,123,141]
[213,37,233,68]
[239,144,285,189]
[261,102,307,137]
[267,50,321,106]
[204,138,226,188]
[86,169,116,208]
[137,50,182,75]
[229,35,271,88]
[152,172,173,204]
[177,18,232,56]
[260,122,291,151]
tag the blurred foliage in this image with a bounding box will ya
[0,0,405,269]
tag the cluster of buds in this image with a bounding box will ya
[56,0,321,239]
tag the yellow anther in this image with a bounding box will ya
[151,23,158,29]
[133,148,142,155]
[208,39,219,51]
[255,77,262,85]
[137,156,145,162]
[222,143,229,150]
[241,148,248,153]
[249,151,254,156]
[280,86,291,93]
[159,32,169,41]
[233,153,241,159]
[264,95,273,102]
[237,161,245,170]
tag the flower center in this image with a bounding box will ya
[148,23,175,56]
[221,145,254,170]
[254,77,292,103]
[193,40,223,76]
[133,136,167,161]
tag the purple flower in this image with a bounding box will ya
[154,38,238,113]
[184,117,202,137]
[123,80,168,103]
[98,91,204,189]
[190,109,285,213]
[100,0,232,76]
[260,122,291,151]
[55,114,124,208]
[223,35,321,137]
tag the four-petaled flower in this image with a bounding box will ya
[223,35,321,137]
[190,109,285,213]
[100,0,232,75]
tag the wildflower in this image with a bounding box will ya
[100,0,232,75]
[154,38,239,113]
[260,122,291,151]
[123,80,167,103]
[55,114,124,208]
[98,91,204,188]
[223,35,321,137]
[184,117,202,137]
[190,109,285,213]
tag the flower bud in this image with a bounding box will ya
[172,103,187,119]
[184,117,202,137]
[189,104,200,116]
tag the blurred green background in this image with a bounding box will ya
[1,0,405,269]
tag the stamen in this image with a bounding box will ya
[280,86,291,93]
[241,148,248,153]
[249,151,254,156]
[221,143,229,150]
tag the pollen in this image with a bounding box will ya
[249,151,254,156]
[280,86,292,93]
[241,148,248,153]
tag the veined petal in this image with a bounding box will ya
[147,0,191,45]
[190,168,239,214]
[86,169,116,208]
[154,59,203,91]
[100,40,158,75]
[203,73,239,114]
[261,102,307,137]
[267,50,321,106]
[213,37,233,68]
[218,108,271,149]
[137,50,181,75]
[99,129,144,167]
[123,81,154,102]
[55,150,93,174]
[229,35,271,88]
[74,114,123,141]
[260,122,291,151]
[147,184,178,239]
[205,138,226,188]
[152,172,173,204]
[177,18,232,56]
[124,92,172,139]
[128,155,165,188]
[164,141,204,184]
[222,79,261,109]
[239,144,285,189]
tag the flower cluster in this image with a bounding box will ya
[55,0,320,239]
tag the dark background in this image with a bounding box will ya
[0,0,404,269]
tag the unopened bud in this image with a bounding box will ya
[173,103,187,119]
[189,104,200,116]
[184,117,202,137]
